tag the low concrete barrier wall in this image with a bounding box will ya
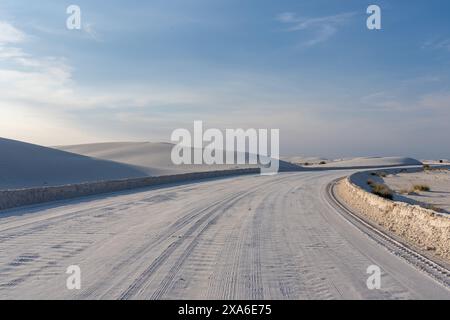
[0,168,260,211]
[337,174,450,262]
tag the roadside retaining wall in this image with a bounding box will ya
[337,175,450,262]
[0,168,260,212]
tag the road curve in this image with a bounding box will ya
[0,171,449,299]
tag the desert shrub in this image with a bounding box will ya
[423,164,431,170]
[413,184,430,192]
[370,183,394,200]
[371,171,387,178]
[423,204,444,213]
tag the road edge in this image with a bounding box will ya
[325,178,450,290]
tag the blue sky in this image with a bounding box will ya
[0,0,449,158]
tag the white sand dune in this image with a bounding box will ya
[314,156,422,168]
[281,156,329,165]
[0,139,298,190]
[57,142,213,174]
[57,142,176,171]
[57,141,300,173]
[283,156,421,168]
[0,138,418,191]
[57,142,258,174]
[0,138,151,189]
[0,139,253,190]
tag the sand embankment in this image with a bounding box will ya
[336,171,450,263]
[0,168,259,211]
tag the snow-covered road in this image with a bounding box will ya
[0,171,448,299]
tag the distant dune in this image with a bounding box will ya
[0,139,260,189]
[57,141,300,174]
[0,139,297,190]
[57,142,191,174]
[284,156,421,168]
[318,157,422,168]
[0,138,149,189]
[56,141,261,174]
[0,137,420,190]
[281,156,329,165]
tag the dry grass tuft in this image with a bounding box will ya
[413,184,430,192]
[370,183,394,200]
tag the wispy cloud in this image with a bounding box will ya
[0,21,39,67]
[0,21,26,44]
[360,91,407,111]
[28,21,101,41]
[419,92,450,111]
[1,20,300,144]
[0,20,197,143]
[422,37,450,52]
[276,11,356,47]
[83,23,101,41]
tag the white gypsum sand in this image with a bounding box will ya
[383,167,450,213]
[0,171,448,299]
[282,156,422,168]
[0,138,297,190]
[0,138,150,189]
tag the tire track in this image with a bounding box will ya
[120,175,295,299]
[325,178,450,289]
[118,191,251,299]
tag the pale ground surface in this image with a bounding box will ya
[383,169,450,214]
[281,156,329,165]
[282,156,422,168]
[0,171,448,300]
[317,157,421,168]
[423,160,450,165]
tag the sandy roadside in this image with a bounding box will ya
[336,177,450,265]
[384,168,450,213]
